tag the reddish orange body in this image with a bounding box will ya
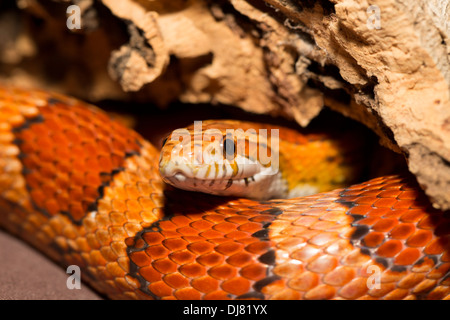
[0,86,449,299]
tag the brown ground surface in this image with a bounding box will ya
[0,230,101,300]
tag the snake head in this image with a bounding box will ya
[159,120,284,199]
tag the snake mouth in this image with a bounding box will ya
[159,154,282,199]
[161,167,285,200]
[159,157,262,183]
[163,171,256,190]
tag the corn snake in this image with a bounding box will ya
[0,85,449,300]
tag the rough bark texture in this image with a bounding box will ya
[0,0,449,209]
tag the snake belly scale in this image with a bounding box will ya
[0,86,449,300]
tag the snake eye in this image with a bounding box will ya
[223,137,236,160]
[161,137,169,147]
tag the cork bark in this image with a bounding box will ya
[0,0,449,210]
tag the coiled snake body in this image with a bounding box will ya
[0,86,449,300]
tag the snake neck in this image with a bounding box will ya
[266,128,366,199]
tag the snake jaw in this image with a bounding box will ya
[160,153,286,199]
[161,171,286,199]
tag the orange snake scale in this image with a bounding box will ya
[0,86,449,300]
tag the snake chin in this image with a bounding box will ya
[162,169,287,200]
